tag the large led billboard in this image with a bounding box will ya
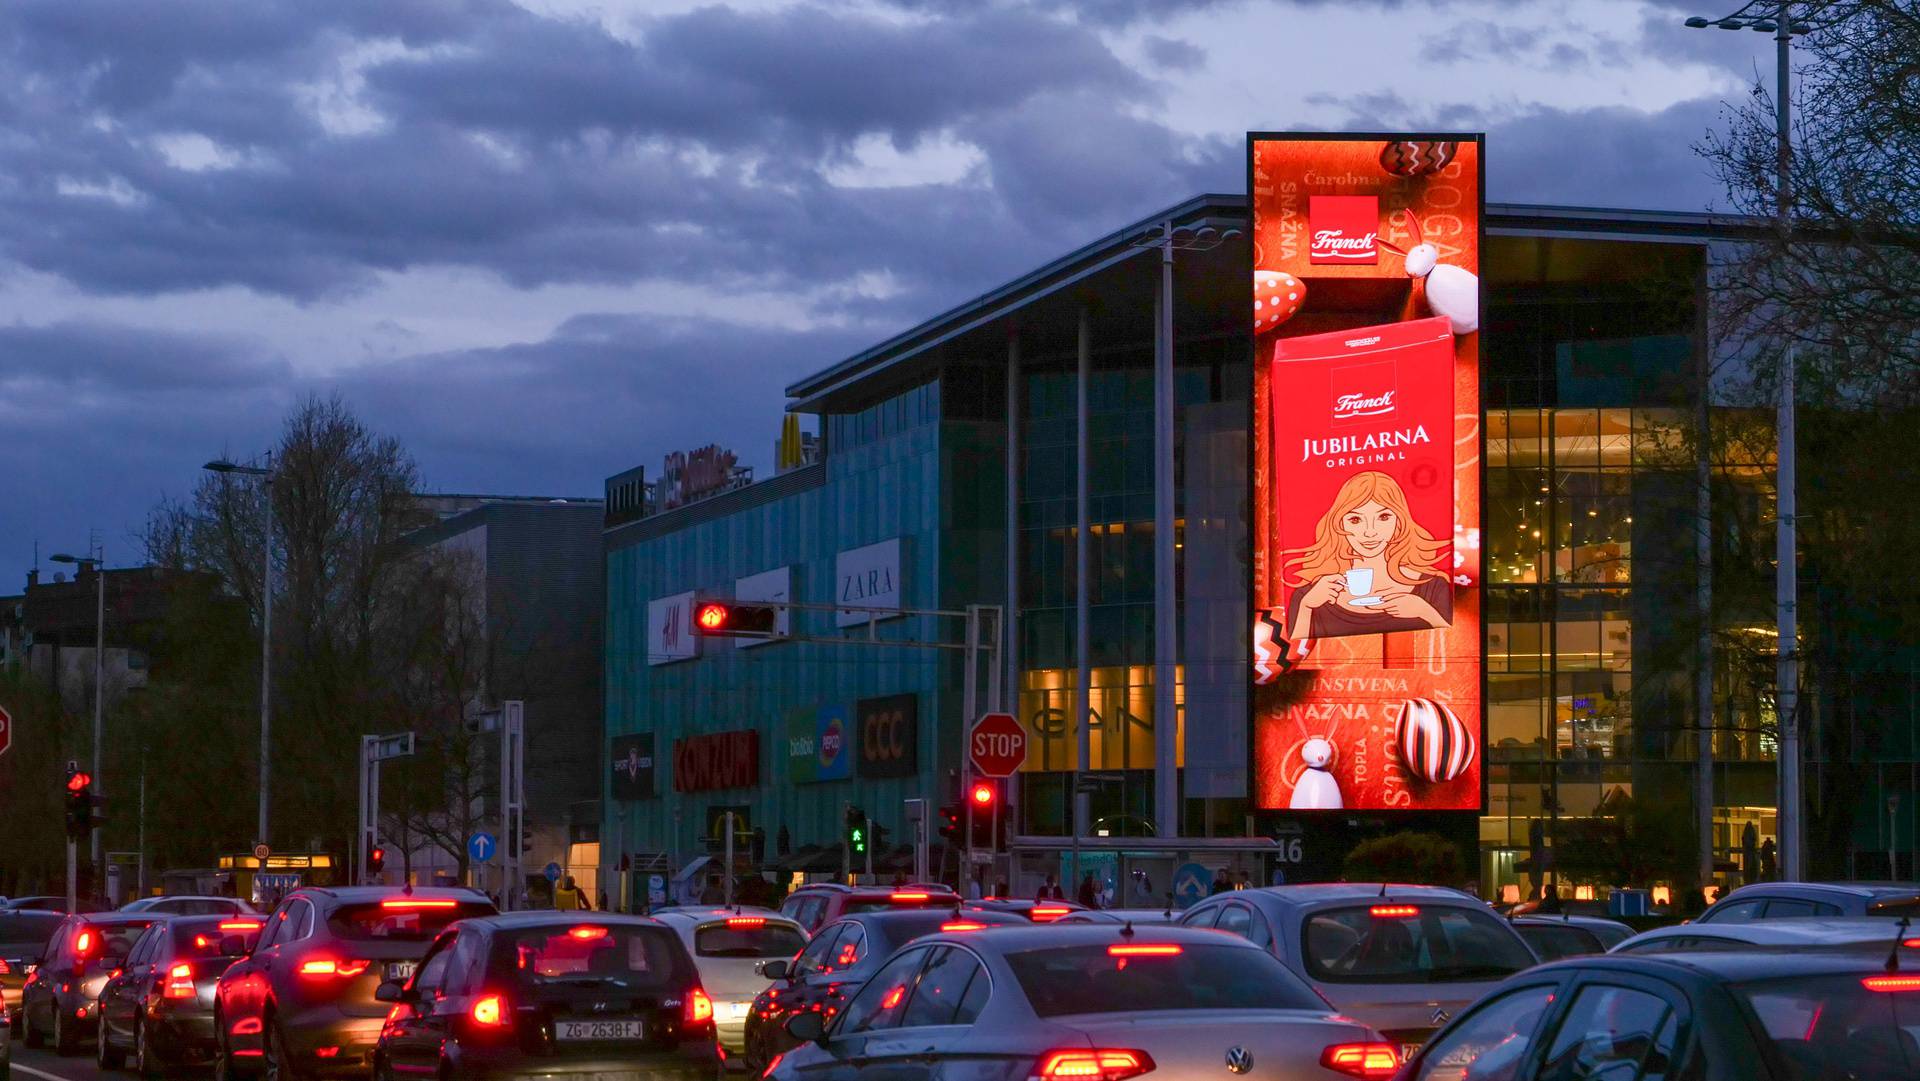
[1249,134,1484,812]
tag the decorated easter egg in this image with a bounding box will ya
[1396,697,1475,783]
[1254,270,1306,333]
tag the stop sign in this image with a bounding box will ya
[0,703,10,758]
[969,713,1026,778]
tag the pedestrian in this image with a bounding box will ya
[1037,874,1065,900]
[597,889,609,912]
[554,875,588,911]
[1076,873,1099,909]
[1209,868,1232,895]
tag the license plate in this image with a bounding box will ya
[1400,1043,1423,1063]
[384,962,417,981]
[557,1019,645,1041]
[723,1002,750,1021]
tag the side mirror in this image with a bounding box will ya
[783,1010,826,1045]
[760,959,789,981]
[374,980,414,1004]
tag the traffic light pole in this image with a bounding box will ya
[66,839,77,915]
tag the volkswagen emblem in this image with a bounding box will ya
[1224,1046,1253,1074]
[1431,1006,1451,1026]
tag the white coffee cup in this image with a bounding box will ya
[1344,567,1375,598]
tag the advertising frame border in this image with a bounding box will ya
[1243,130,1489,820]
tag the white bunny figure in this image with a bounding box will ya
[1289,736,1344,810]
[1380,214,1479,334]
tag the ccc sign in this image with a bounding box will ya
[856,694,917,779]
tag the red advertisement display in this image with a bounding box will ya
[1250,134,1483,813]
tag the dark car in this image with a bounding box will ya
[3,897,108,914]
[1393,949,1920,1081]
[120,896,259,918]
[2,910,65,1034]
[1696,881,1920,923]
[961,898,1085,923]
[742,908,1025,1071]
[95,914,265,1074]
[1510,915,1636,961]
[768,924,1394,1081]
[214,886,496,1079]
[775,884,959,934]
[17,912,161,1054]
[372,912,722,1081]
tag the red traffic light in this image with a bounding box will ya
[969,782,995,807]
[696,603,730,631]
[66,771,92,793]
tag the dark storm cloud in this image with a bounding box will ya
[0,319,289,392]
[1142,35,1207,71]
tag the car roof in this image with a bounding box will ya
[920,922,1265,955]
[649,907,798,926]
[794,883,958,897]
[1720,882,1920,902]
[284,885,491,906]
[79,912,167,925]
[0,909,65,921]
[1230,884,1488,907]
[1556,948,1908,983]
[463,911,668,931]
[1624,917,1906,945]
[1513,915,1634,932]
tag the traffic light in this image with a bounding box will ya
[844,806,869,856]
[968,779,1003,848]
[937,804,962,845]
[367,844,387,877]
[693,602,779,637]
[64,767,94,840]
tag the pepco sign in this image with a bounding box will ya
[673,729,759,792]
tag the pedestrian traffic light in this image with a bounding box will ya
[64,767,94,840]
[367,844,387,876]
[937,804,962,845]
[693,602,779,637]
[844,806,869,856]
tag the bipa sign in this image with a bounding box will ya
[1309,195,1379,264]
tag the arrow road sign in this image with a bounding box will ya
[469,832,497,863]
[544,862,562,883]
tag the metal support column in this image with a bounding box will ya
[1152,224,1179,836]
[1696,258,1716,890]
[1075,306,1094,871]
[1772,1,1802,882]
[501,701,526,908]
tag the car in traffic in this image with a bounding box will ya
[2,897,108,914]
[776,884,959,933]
[17,912,161,1053]
[214,886,496,1079]
[1052,907,1175,926]
[120,895,259,917]
[1695,880,1920,923]
[742,907,1025,1072]
[372,912,723,1081]
[1175,884,1539,1063]
[769,923,1399,1081]
[1397,949,1920,1080]
[961,898,1084,923]
[1611,915,1917,956]
[95,914,265,1074]
[1,910,64,1035]
[647,907,809,1061]
[1508,914,1636,960]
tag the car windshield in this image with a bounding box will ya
[1517,923,1603,962]
[503,925,685,989]
[0,914,62,946]
[1737,973,1920,1080]
[1006,943,1325,1017]
[694,922,807,958]
[327,900,494,941]
[1302,904,1535,983]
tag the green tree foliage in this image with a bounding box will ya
[1341,831,1464,886]
[1554,789,1701,890]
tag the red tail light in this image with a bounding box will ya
[1035,1049,1155,1080]
[165,963,196,999]
[1904,938,1920,949]
[219,920,263,932]
[1107,944,1182,957]
[941,921,988,932]
[381,898,457,909]
[1863,975,1920,992]
[1369,905,1420,918]
[890,892,931,902]
[74,930,95,954]
[470,994,508,1027]
[567,926,609,940]
[297,958,371,978]
[1321,1043,1400,1079]
[687,987,714,1025]
[763,1051,785,1077]
[0,959,10,975]
[1030,906,1072,922]
[726,917,766,928]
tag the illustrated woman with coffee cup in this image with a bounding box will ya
[1284,470,1452,641]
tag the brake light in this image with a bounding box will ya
[1863,975,1920,992]
[1320,1043,1400,1079]
[470,994,508,1027]
[219,920,263,932]
[726,917,766,928]
[567,926,609,940]
[941,921,988,932]
[764,1051,784,1077]
[1107,944,1182,957]
[0,959,9,975]
[297,958,371,978]
[381,898,457,909]
[1369,905,1420,918]
[1904,938,1920,949]
[165,963,195,999]
[1031,906,1072,922]
[74,930,95,954]
[687,987,714,1024]
[891,892,931,902]
[1035,1049,1155,1080]
[194,935,212,950]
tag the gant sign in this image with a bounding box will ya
[835,538,903,628]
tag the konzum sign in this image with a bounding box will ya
[673,730,759,793]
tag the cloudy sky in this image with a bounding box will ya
[1,0,1777,577]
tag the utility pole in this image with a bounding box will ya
[1771,0,1802,882]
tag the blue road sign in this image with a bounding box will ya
[544,861,562,883]
[468,832,496,863]
[1171,862,1212,909]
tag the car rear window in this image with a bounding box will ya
[1516,923,1603,962]
[88,920,157,959]
[1869,899,1920,918]
[327,900,495,941]
[1006,943,1325,1017]
[1738,974,1920,1080]
[0,914,62,945]
[694,921,807,958]
[174,920,259,958]
[842,895,960,915]
[502,925,686,989]
[1302,904,1535,983]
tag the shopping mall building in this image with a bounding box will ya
[601,192,1797,905]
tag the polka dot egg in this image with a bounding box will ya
[1254,270,1306,333]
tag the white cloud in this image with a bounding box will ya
[822,130,987,189]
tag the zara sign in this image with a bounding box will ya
[835,538,902,628]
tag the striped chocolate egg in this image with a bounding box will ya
[1396,698,1475,783]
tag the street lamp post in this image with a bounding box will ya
[49,549,105,883]
[205,454,275,851]
[1684,1,1810,880]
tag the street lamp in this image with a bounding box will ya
[1683,1,1815,881]
[204,454,275,851]
[49,549,105,880]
